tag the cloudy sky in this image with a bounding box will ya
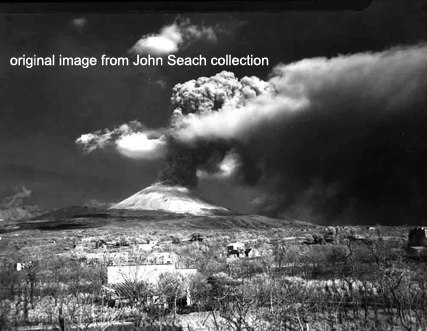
[2,2,427,224]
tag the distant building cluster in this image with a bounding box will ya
[72,237,161,266]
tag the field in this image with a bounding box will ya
[0,208,425,331]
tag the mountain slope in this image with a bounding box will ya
[110,184,234,216]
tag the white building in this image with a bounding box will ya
[108,264,175,285]
[135,244,153,252]
[16,262,25,271]
[107,264,198,305]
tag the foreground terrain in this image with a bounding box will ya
[0,208,424,331]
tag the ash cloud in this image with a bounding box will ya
[196,150,241,180]
[77,43,427,224]
[169,44,427,224]
[129,19,220,57]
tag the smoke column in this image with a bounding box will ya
[154,71,273,188]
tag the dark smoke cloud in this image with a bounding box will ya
[169,44,427,224]
[158,71,272,188]
[77,44,427,224]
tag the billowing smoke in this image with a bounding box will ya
[196,150,241,180]
[1,186,32,208]
[77,43,427,224]
[77,71,270,187]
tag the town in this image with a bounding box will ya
[1,223,425,331]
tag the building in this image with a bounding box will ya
[135,244,153,252]
[108,264,173,284]
[15,261,36,271]
[245,248,261,258]
[107,264,198,305]
[16,262,26,271]
[227,242,245,257]
[409,227,427,247]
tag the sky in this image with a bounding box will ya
[2,1,427,224]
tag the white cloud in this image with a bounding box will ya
[76,121,167,160]
[129,20,220,56]
[70,17,87,30]
[116,131,167,160]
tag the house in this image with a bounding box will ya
[245,248,261,258]
[108,264,174,284]
[408,227,427,247]
[226,242,245,258]
[16,262,26,271]
[15,261,35,271]
[135,244,154,252]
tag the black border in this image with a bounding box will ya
[0,1,373,14]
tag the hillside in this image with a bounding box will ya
[0,205,314,233]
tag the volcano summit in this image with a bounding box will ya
[109,184,234,216]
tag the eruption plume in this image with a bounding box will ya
[77,43,427,224]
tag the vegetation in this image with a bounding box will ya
[0,224,425,330]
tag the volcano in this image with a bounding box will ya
[109,184,234,216]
